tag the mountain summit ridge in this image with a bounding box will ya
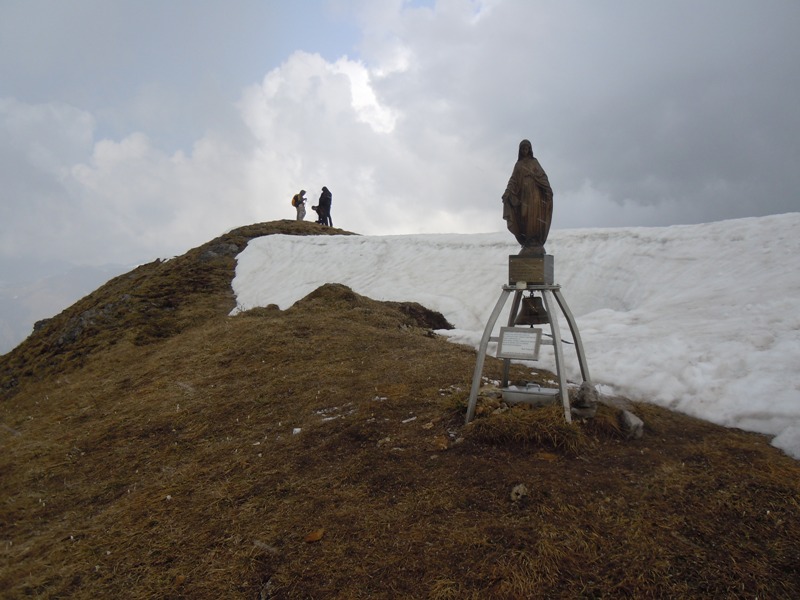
[1,221,799,598]
[1,220,352,394]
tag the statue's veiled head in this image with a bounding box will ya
[518,139,533,161]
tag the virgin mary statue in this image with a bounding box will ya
[501,139,553,256]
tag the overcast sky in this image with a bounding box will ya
[2,0,799,281]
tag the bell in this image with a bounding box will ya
[514,295,549,326]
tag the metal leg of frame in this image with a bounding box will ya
[541,289,572,423]
[552,288,591,383]
[501,290,523,388]
[465,288,512,424]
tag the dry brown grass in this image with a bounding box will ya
[1,221,799,599]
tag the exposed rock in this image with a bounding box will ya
[33,318,52,333]
[570,381,599,419]
[480,387,503,400]
[396,302,453,330]
[56,295,132,346]
[199,242,240,261]
[620,409,644,439]
[571,405,597,419]
[510,483,529,502]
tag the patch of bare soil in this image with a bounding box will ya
[1,222,798,599]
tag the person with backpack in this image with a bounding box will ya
[291,190,307,221]
[318,186,332,226]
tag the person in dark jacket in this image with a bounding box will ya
[318,186,333,226]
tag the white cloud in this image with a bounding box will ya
[1,97,259,266]
[0,99,95,258]
[2,0,799,276]
[331,57,398,134]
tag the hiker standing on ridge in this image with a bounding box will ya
[318,186,333,226]
[292,190,307,221]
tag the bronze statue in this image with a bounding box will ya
[502,139,553,256]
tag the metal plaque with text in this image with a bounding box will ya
[508,255,554,285]
[497,327,542,360]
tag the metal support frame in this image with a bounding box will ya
[465,284,591,425]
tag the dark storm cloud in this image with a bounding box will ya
[483,1,800,224]
[337,1,793,230]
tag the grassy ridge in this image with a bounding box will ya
[1,222,798,598]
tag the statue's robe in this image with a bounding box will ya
[502,156,553,251]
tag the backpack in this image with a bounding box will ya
[291,195,298,207]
